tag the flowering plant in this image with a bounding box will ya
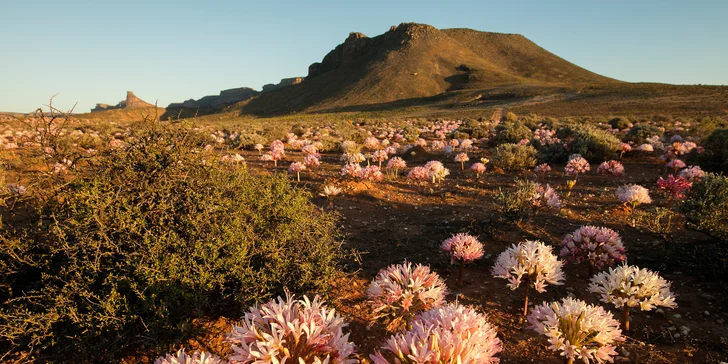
[560,226,626,275]
[441,233,484,285]
[454,152,470,170]
[597,160,625,177]
[228,295,357,363]
[367,261,448,331]
[491,240,565,315]
[288,161,306,182]
[370,303,502,363]
[386,157,407,176]
[527,297,623,364]
[155,349,225,364]
[470,162,486,178]
[424,161,449,184]
[589,264,677,331]
[615,184,651,226]
[657,174,692,200]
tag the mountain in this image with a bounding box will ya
[237,23,619,115]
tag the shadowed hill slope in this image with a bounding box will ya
[239,23,619,115]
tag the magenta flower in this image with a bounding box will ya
[665,158,686,172]
[560,226,626,275]
[657,174,692,200]
[371,303,502,364]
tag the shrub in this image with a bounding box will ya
[494,122,532,145]
[0,125,343,361]
[491,143,537,171]
[608,117,632,130]
[557,125,621,161]
[401,125,420,142]
[680,173,728,242]
[493,179,539,221]
[626,123,664,145]
[233,131,268,149]
[689,128,728,173]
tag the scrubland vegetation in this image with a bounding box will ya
[1,108,727,363]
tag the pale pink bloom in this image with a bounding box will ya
[367,261,447,327]
[597,160,625,177]
[527,298,623,364]
[155,349,225,364]
[424,160,449,184]
[260,153,274,162]
[449,139,460,148]
[361,165,384,182]
[636,143,654,152]
[470,162,486,176]
[254,143,264,153]
[441,233,485,265]
[560,226,626,269]
[416,138,427,147]
[589,265,677,311]
[678,165,705,182]
[288,161,306,173]
[454,152,469,163]
[620,143,632,152]
[341,152,365,164]
[302,144,319,155]
[533,184,561,211]
[518,138,530,146]
[371,303,502,364]
[534,163,552,175]
[319,185,342,198]
[341,163,363,178]
[565,155,590,176]
[665,159,686,171]
[386,157,407,172]
[430,140,446,151]
[615,184,651,205]
[6,183,27,195]
[228,295,357,363]
[460,139,474,149]
[304,153,321,167]
[270,140,285,154]
[365,136,381,150]
[385,146,398,155]
[407,166,429,181]
[372,150,389,163]
[109,138,126,150]
[491,240,565,293]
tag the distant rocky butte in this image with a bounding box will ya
[167,78,304,110]
[91,91,154,112]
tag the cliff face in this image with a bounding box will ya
[91,91,154,112]
[167,87,259,109]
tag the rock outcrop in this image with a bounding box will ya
[91,91,154,112]
[167,87,259,109]
[261,77,305,93]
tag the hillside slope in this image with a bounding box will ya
[239,23,618,115]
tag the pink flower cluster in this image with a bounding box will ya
[386,157,407,173]
[361,165,384,182]
[304,153,321,167]
[454,152,469,163]
[597,160,625,177]
[371,303,502,363]
[155,349,225,364]
[470,162,487,176]
[665,158,686,171]
[340,163,363,178]
[656,174,692,200]
[288,161,306,173]
[532,184,561,211]
[441,233,485,265]
[565,155,590,176]
[407,166,430,181]
[372,150,389,163]
[228,295,357,363]
[527,297,623,364]
[367,262,447,327]
[560,226,626,269]
[678,165,704,182]
[534,163,551,175]
[424,160,450,183]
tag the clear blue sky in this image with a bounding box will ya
[1,0,726,113]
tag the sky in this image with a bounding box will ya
[1,0,726,113]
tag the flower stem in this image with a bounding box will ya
[622,306,631,331]
[565,357,574,364]
[523,285,530,316]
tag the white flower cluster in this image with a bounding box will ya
[588,265,677,311]
[527,297,623,364]
[491,240,565,293]
[227,295,357,363]
[154,349,225,364]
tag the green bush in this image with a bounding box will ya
[626,123,663,144]
[688,128,728,173]
[556,125,621,162]
[491,143,538,171]
[608,117,632,130]
[493,179,538,221]
[0,125,343,361]
[401,125,421,142]
[233,131,268,149]
[493,122,532,145]
[680,173,728,243]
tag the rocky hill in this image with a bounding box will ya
[91,91,154,112]
[237,23,619,115]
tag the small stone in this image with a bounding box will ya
[680,325,691,335]
[704,311,710,316]
[674,333,681,338]
[655,308,665,317]
[673,314,682,319]
[701,293,715,300]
